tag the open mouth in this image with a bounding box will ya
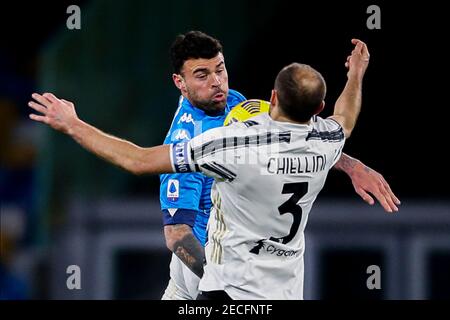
[213,92,225,102]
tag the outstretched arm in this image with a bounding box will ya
[334,153,401,213]
[329,40,400,212]
[29,92,207,278]
[329,39,370,138]
[28,93,172,175]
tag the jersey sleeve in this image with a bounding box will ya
[160,101,203,227]
[319,116,346,167]
[169,127,238,182]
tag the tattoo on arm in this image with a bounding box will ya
[333,153,357,173]
[173,233,205,278]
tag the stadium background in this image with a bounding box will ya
[1,0,449,299]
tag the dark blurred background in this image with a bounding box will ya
[1,0,449,300]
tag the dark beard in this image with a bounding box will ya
[194,99,227,115]
[186,88,228,115]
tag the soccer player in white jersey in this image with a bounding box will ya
[29,39,374,299]
[184,40,368,299]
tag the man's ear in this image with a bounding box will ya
[269,90,277,116]
[270,89,277,106]
[172,74,186,91]
[315,101,325,115]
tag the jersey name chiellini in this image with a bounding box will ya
[170,113,345,299]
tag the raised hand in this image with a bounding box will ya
[345,39,370,79]
[28,93,79,135]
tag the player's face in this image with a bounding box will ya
[178,53,229,114]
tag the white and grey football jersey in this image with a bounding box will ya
[170,113,345,300]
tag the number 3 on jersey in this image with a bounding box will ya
[270,182,308,245]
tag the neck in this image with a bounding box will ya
[270,105,310,125]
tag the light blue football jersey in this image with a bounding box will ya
[160,89,246,245]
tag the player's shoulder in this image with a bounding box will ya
[308,116,345,143]
[164,99,197,143]
[227,89,246,105]
[172,96,202,123]
[191,116,267,148]
[190,126,225,147]
[313,115,343,132]
[248,113,271,126]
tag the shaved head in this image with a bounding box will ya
[274,63,326,122]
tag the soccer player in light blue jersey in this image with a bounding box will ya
[159,32,246,299]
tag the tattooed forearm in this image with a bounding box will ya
[173,233,205,278]
[333,153,358,173]
[164,224,205,278]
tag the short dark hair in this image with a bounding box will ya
[274,63,327,122]
[170,31,223,74]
